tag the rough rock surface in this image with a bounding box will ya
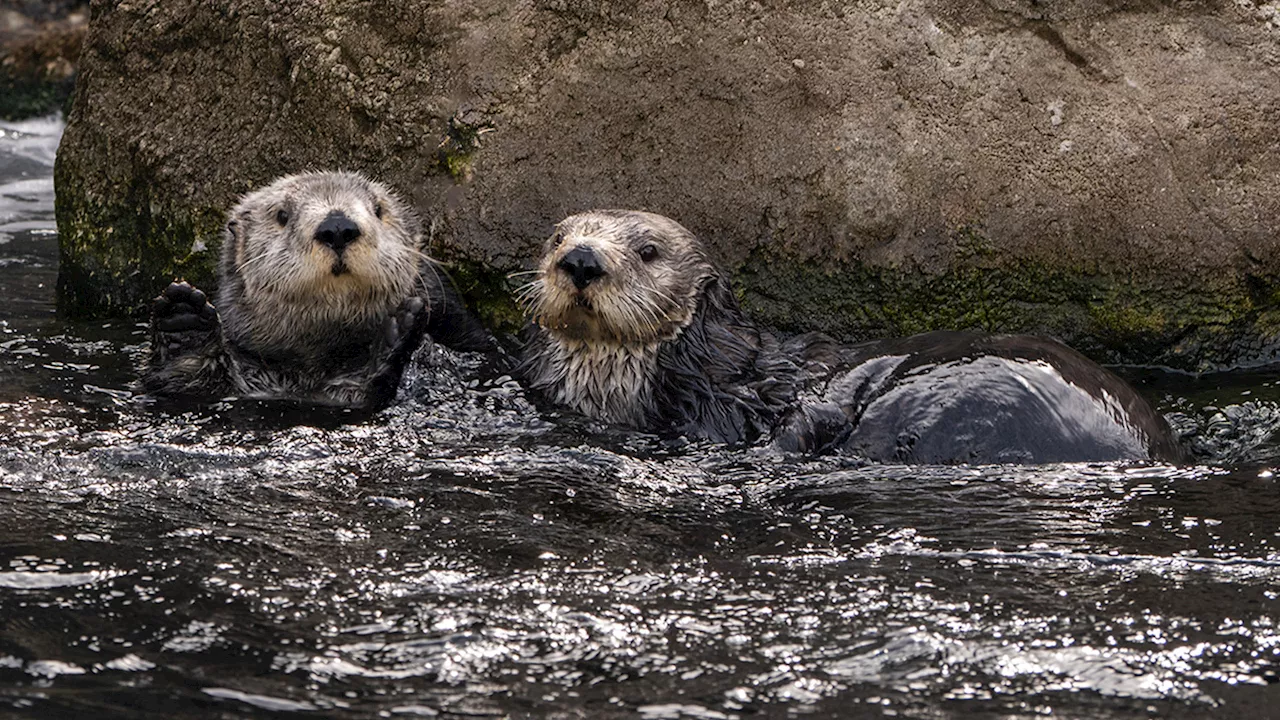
[56,0,1280,369]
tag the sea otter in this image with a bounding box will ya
[516,209,1184,464]
[140,171,490,408]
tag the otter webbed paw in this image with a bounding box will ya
[142,281,231,398]
[382,296,425,355]
[152,281,219,335]
[365,296,429,410]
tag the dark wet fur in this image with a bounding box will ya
[141,264,491,410]
[635,307,1183,462]
[520,214,1184,464]
[642,275,800,444]
[777,331,1188,464]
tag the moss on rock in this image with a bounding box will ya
[433,256,524,337]
[54,163,223,318]
[0,75,74,120]
[734,241,1276,370]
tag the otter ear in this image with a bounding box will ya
[226,208,251,240]
[225,210,251,267]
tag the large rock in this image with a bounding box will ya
[55,0,1280,369]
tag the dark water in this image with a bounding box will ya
[2,120,1280,719]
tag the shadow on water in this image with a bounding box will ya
[2,118,1280,719]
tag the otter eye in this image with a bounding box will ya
[374,202,384,220]
[638,244,659,262]
[550,232,563,247]
[276,209,289,226]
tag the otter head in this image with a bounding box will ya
[220,171,423,347]
[522,210,719,346]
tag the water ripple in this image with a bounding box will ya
[2,118,1280,718]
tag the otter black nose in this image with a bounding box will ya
[315,211,362,254]
[558,246,606,290]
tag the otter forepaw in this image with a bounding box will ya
[382,296,425,351]
[364,296,429,410]
[142,281,230,398]
[152,281,219,334]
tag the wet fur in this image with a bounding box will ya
[518,210,1185,462]
[522,273,801,442]
[517,210,802,443]
[141,171,490,408]
[774,331,1188,463]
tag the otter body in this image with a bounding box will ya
[141,171,489,408]
[517,210,1184,464]
[776,331,1185,463]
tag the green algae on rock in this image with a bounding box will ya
[735,245,1280,371]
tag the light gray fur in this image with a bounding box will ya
[530,338,661,426]
[144,171,436,407]
[517,210,717,424]
[219,171,422,362]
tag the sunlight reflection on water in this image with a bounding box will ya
[0,117,1279,718]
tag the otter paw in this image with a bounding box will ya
[382,296,425,350]
[152,281,218,334]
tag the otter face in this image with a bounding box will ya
[521,210,718,345]
[222,171,422,327]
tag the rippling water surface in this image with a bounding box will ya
[2,119,1280,718]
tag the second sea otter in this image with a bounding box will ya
[517,210,1184,464]
[141,171,491,408]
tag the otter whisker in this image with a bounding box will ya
[513,282,547,312]
[616,291,668,340]
[641,284,680,312]
[512,281,544,303]
[235,251,280,277]
[402,245,436,261]
[512,277,543,294]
